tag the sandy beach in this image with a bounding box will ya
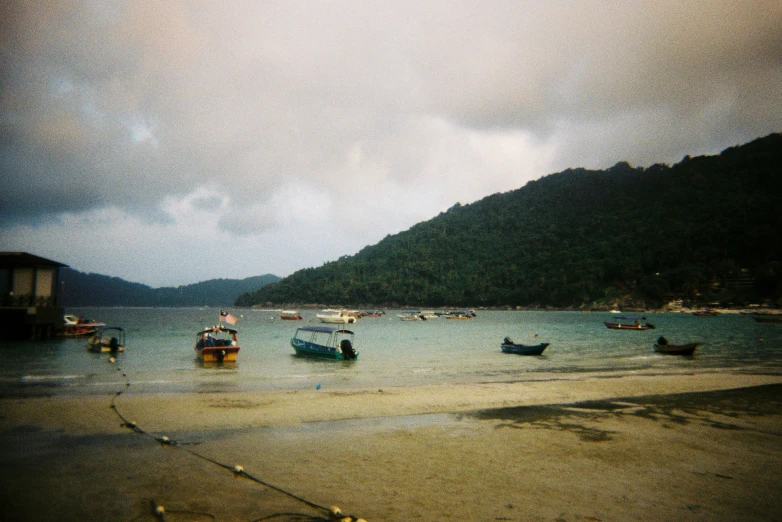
[2,371,782,521]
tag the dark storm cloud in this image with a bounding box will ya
[1,0,779,285]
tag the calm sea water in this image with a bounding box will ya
[1,308,780,398]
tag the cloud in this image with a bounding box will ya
[1,0,780,286]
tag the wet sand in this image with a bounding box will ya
[1,371,782,521]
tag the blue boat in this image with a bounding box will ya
[290,326,358,360]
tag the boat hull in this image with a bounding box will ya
[64,324,104,336]
[195,346,240,363]
[654,343,700,356]
[501,342,549,355]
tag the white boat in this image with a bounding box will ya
[442,309,477,320]
[420,311,439,319]
[316,309,358,324]
[279,310,303,320]
[398,312,424,321]
[63,314,106,336]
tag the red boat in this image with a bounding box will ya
[63,314,106,336]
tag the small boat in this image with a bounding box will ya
[63,314,106,336]
[279,310,303,320]
[604,315,655,330]
[290,326,358,360]
[653,337,700,355]
[692,310,718,317]
[398,312,424,321]
[316,309,358,324]
[501,337,549,355]
[194,326,240,363]
[361,310,385,317]
[88,326,125,353]
[442,309,476,320]
[420,311,439,320]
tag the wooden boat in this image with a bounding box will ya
[87,326,125,353]
[316,309,359,324]
[501,338,549,355]
[63,314,106,336]
[194,326,240,363]
[290,326,358,360]
[653,338,700,355]
[604,315,655,330]
[279,310,303,320]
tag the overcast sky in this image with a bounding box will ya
[1,1,780,287]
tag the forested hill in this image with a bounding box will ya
[61,269,280,307]
[236,133,782,309]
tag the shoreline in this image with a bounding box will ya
[2,371,782,521]
[2,371,781,435]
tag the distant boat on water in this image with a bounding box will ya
[317,310,359,324]
[500,337,549,355]
[279,310,303,320]
[604,315,655,330]
[442,310,476,320]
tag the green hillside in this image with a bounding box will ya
[236,133,781,309]
[62,269,280,307]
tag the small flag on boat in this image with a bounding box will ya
[220,310,237,325]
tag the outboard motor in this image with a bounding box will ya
[340,339,357,360]
[109,337,119,352]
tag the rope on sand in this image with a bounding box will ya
[106,357,366,522]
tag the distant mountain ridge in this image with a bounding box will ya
[61,269,280,307]
[237,133,781,309]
